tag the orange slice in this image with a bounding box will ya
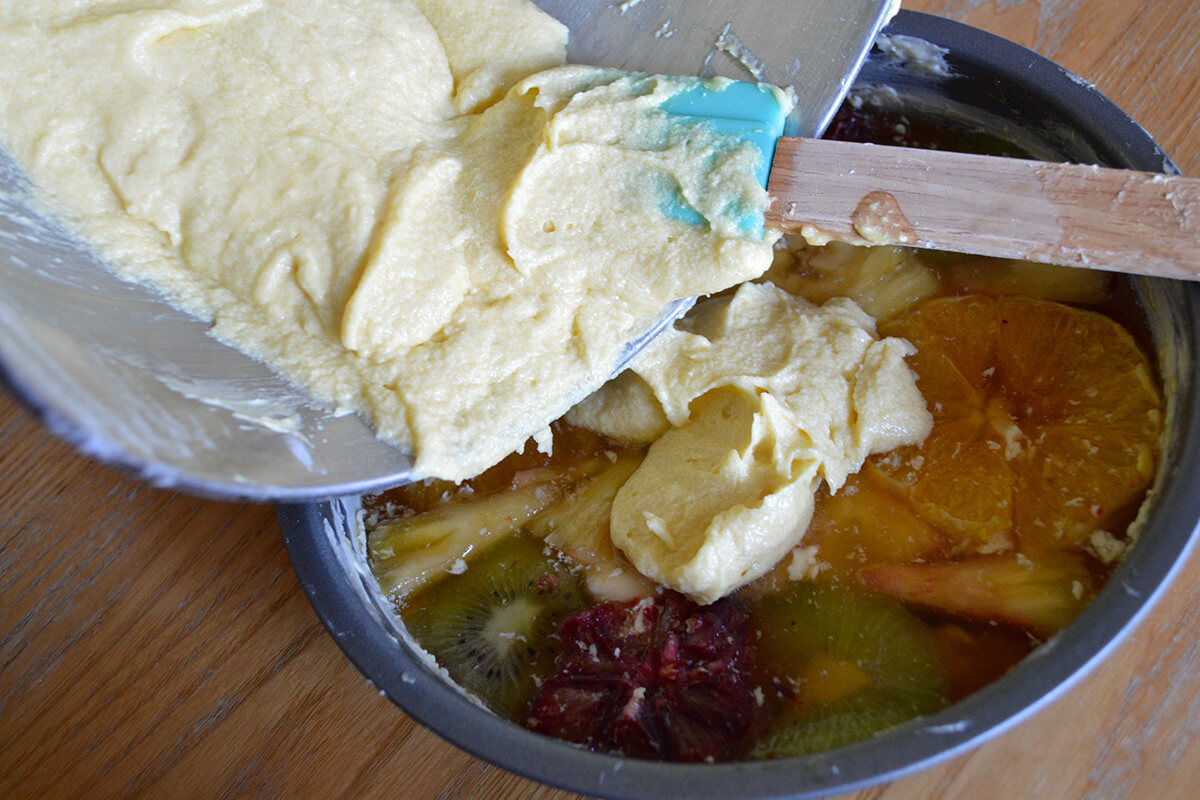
[872,295,1161,553]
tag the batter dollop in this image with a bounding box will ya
[569,283,931,602]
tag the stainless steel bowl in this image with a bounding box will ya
[277,11,1200,799]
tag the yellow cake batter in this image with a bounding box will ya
[0,0,779,481]
[1,1,931,598]
[570,283,931,602]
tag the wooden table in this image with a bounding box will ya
[3,2,1198,798]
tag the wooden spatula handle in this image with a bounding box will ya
[765,137,1200,281]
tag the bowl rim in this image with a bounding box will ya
[278,10,1200,800]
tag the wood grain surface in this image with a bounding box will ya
[2,2,1199,799]
[765,139,1200,280]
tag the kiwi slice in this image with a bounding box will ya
[749,583,947,759]
[402,535,587,719]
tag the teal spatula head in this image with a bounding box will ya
[657,80,791,237]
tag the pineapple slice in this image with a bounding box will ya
[946,256,1112,304]
[858,551,1096,637]
[527,451,656,601]
[369,478,565,600]
[766,241,942,322]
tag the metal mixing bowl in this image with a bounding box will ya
[277,11,1200,799]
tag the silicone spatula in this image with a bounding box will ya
[534,1,1199,280]
[653,79,1200,281]
[531,0,901,364]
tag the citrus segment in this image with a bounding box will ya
[804,473,947,579]
[993,297,1162,546]
[887,294,999,405]
[874,295,1161,554]
[868,298,1011,549]
[868,416,1014,550]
